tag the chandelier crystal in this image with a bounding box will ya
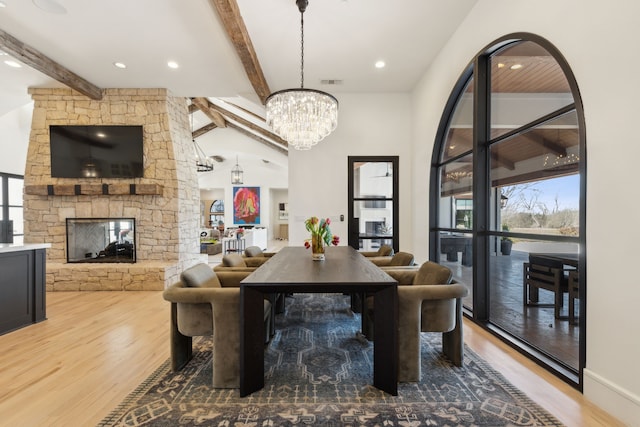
[265,0,338,151]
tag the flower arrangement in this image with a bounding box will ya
[304,217,339,260]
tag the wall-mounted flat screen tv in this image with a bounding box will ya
[49,125,144,178]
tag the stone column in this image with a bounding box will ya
[24,88,201,291]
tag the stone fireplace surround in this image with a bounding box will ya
[24,88,201,291]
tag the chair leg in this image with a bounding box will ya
[170,303,192,371]
[442,298,464,367]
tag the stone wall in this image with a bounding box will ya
[24,88,201,291]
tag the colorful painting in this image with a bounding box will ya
[233,186,260,225]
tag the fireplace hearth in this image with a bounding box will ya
[66,218,136,263]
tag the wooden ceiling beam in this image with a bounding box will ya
[226,121,288,155]
[0,29,103,100]
[207,101,288,150]
[193,122,218,139]
[522,133,567,157]
[208,0,271,104]
[191,97,227,128]
[490,151,515,170]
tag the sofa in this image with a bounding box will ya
[162,263,272,388]
[199,228,222,255]
[363,261,468,382]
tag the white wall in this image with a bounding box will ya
[0,103,32,175]
[411,0,640,424]
[196,127,288,234]
[288,93,412,252]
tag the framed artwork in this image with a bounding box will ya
[233,186,260,225]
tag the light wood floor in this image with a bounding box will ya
[0,290,624,427]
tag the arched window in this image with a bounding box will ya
[430,34,586,388]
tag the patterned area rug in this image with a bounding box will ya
[98,294,564,426]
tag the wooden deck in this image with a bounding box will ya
[441,249,579,370]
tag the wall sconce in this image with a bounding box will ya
[231,156,243,184]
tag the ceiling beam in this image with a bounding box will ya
[490,151,515,170]
[207,101,288,150]
[193,122,218,139]
[522,133,567,157]
[0,29,103,100]
[208,0,271,104]
[226,121,288,155]
[191,97,227,128]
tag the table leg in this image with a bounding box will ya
[373,285,398,395]
[240,286,265,397]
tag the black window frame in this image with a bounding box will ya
[348,156,400,253]
[429,33,586,390]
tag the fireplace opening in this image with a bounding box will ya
[66,218,136,263]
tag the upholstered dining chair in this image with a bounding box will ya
[244,245,277,258]
[363,261,468,382]
[360,244,395,257]
[353,251,415,314]
[369,251,415,267]
[214,253,269,270]
[162,263,272,388]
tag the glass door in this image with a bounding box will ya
[348,156,399,253]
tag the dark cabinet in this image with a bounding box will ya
[0,247,47,335]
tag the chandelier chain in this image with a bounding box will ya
[300,10,304,88]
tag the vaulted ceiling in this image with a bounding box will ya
[0,0,478,164]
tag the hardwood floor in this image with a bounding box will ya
[0,287,624,425]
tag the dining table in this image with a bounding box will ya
[239,245,398,397]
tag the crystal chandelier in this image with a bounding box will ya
[231,155,243,184]
[265,0,338,150]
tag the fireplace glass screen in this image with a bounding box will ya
[66,218,136,263]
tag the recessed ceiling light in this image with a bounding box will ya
[167,61,179,69]
[510,64,523,70]
[4,60,22,68]
[32,0,67,14]
[375,60,386,69]
[113,62,127,69]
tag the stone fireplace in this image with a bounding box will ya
[66,217,136,263]
[24,88,201,291]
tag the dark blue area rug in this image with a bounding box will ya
[98,294,563,426]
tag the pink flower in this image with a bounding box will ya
[326,218,331,225]
[304,241,310,249]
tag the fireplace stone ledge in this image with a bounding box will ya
[46,261,182,291]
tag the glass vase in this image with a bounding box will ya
[311,234,325,261]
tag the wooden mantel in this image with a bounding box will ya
[24,183,163,196]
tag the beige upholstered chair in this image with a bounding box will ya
[162,263,272,388]
[369,251,415,267]
[244,245,276,258]
[352,251,415,314]
[213,253,269,271]
[214,253,284,317]
[364,261,468,382]
[360,245,394,257]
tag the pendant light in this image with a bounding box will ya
[231,155,243,184]
[265,0,338,150]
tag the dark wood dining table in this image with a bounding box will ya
[240,245,398,397]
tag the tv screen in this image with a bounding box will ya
[49,125,144,178]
